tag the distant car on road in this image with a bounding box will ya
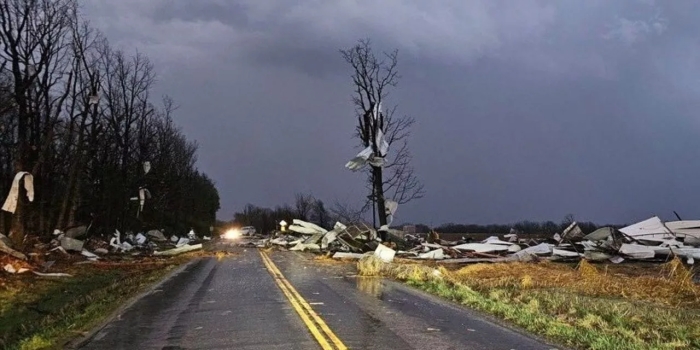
[240,226,257,236]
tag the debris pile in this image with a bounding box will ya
[401,217,700,265]
[257,217,700,266]
[1,227,207,277]
[239,219,400,262]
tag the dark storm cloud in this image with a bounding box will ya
[81,0,700,225]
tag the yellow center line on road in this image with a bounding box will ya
[259,251,348,350]
[261,253,347,350]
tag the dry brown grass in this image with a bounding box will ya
[357,256,384,276]
[446,257,700,307]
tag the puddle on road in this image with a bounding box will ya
[355,277,384,300]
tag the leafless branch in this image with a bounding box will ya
[340,38,424,225]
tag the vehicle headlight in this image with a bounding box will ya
[223,229,241,240]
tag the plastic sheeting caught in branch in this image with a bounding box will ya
[2,172,34,213]
[345,103,391,171]
[385,200,398,225]
[137,187,152,217]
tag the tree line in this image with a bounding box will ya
[231,195,618,237]
[404,215,623,235]
[231,193,366,233]
[0,0,220,246]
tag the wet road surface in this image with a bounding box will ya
[79,242,560,350]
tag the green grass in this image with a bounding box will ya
[0,261,184,350]
[357,256,700,350]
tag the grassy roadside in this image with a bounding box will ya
[358,256,700,350]
[0,255,197,350]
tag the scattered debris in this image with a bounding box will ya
[64,225,88,239]
[154,244,203,256]
[147,229,167,241]
[60,236,84,252]
[0,233,27,260]
[374,244,396,263]
[4,264,29,274]
[264,217,700,267]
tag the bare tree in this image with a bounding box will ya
[0,1,220,245]
[311,199,330,229]
[329,199,364,224]
[294,192,315,221]
[0,0,77,245]
[340,38,424,230]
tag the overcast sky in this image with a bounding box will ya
[82,0,700,225]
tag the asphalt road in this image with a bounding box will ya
[78,241,560,350]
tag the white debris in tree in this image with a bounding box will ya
[345,146,373,171]
[375,128,389,157]
[367,156,385,167]
[137,188,151,215]
[345,103,391,171]
[2,172,34,213]
[385,200,398,225]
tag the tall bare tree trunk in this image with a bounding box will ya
[373,166,387,227]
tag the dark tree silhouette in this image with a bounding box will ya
[340,38,424,230]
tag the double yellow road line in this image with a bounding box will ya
[259,251,348,350]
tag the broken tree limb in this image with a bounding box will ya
[0,240,27,260]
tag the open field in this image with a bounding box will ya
[358,256,700,350]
